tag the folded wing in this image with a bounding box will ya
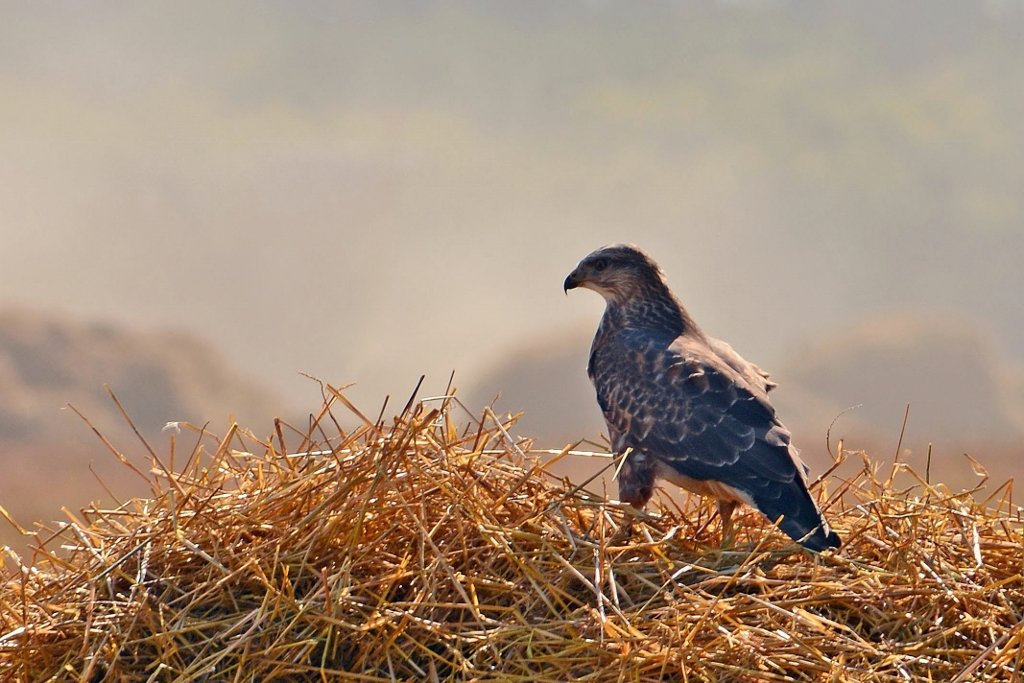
[590,329,839,551]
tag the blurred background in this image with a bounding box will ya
[2,1,1023,551]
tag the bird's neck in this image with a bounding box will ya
[600,280,701,340]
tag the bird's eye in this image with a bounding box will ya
[592,258,609,272]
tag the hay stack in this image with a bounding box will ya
[1,387,1022,681]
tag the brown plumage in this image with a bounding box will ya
[564,244,840,552]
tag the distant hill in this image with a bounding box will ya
[0,308,288,551]
[0,308,283,442]
[776,312,1024,443]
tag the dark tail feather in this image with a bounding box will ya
[780,513,841,552]
[755,480,841,552]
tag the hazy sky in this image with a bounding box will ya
[2,1,1022,420]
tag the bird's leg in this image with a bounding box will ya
[717,499,738,548]
[611,451,654,543]
[616,451,655,509]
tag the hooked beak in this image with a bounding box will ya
[563,269,582,294]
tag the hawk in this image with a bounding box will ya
[564,244,840,551]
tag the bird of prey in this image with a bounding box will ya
[564,244,840,552]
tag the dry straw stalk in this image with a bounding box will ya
[1,386,1022,681]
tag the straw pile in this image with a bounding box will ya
[1,385,1022,681]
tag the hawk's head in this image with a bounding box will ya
[564,244,667,304]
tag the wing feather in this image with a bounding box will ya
[590,329,801,489]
